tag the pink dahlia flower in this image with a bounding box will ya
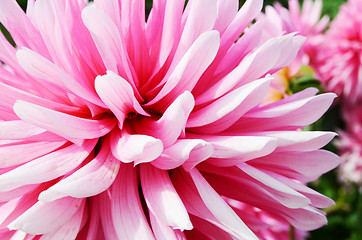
[0,0,339,239]
[313,0,362,103]
[337,103,362,184]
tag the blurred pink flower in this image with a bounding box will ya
[0,0,339,239]
[260,0,329,74]
[258,0,329,106]
[313,0,362,103]
[337,103,362,184]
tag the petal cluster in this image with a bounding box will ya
[0,0,339,239]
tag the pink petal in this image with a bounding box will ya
[0,140,66,168]
[149,213,187,240]
[151,139,213,170]
[197,35,299,105]
[82,6,137,88]
[38,141,119,201]
[16,47,106,108]
[8,197,84,235]
[110,129,163,165]
[0,140,96,192]
[95,71,148,128]
[237,163,311,208]
[140,164,192,230]
[176,168,257,240]
[110,164,155,239]
[214,0,239,33]
[260,131,337,152]
[271,172,335,208]
[0,120,46,140]
[39,201,85,240]
[0,0,47,56]
[232,92,337,132]
[175,0,217,59]
[193,135,277,167]
[187,77,271,132]
[147,30,220,109]
[14,100,117,143]
[253,150,341,182]
[97,191,119,240]
[133,91,194,147]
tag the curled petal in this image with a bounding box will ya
[110,129,163,165]
[151,139,213,170]
[134,91,194,147]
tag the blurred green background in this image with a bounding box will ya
[3,0,361,240]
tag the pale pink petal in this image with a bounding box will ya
[133,91,194,147]
[14,101,117,143]
[95,71,148,128]
[176,0,217,59]
[149,213,187,240]
[197,35,300,105]
[151,139,213,170]
[214,0,238,33]
[237,163,311,208]
[38,141,119,201]
[97,191,118,240]
[187,77,271,132]
[110,164,155,239]
[0,140,96,191]
[271,172,335,208]
[110,129,163,165]
[16,48,106,108]
[140,164,192,230]
[82,6,137,88]
[8,197,84,235]
[39,202,85,240]
[0,140,66,168]
[259,131,337,152]
[192,135,277,167]
[147,30,220,109]
[253,150,341,182]
[0,121,46,140]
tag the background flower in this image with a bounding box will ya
[312,0,362,103]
